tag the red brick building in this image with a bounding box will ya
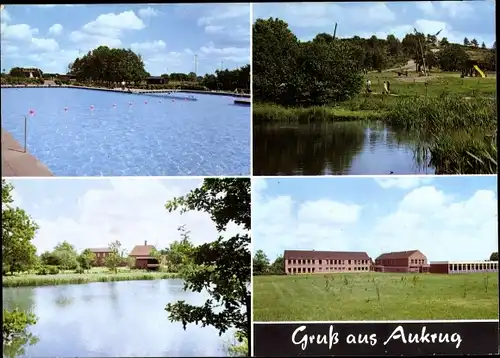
[430,260,498,274]
[129,241,159,270]
[373,250,430,273]
[88,248,113,266]
[284,250,372,274]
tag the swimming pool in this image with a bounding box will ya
[1,88,250,176]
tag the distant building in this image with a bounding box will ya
[373,250,430,273]
[283,250,372,274]
[430,260,498,274]
[88,248,113,266]
[146,76,165,85]
[129,241,159,270]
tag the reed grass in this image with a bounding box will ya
[2,271,178,287]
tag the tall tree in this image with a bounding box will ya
[470,38,479,47]
[253,250,270,275]
[2,180,38,274]
[463,37,470,46]
[78,249,96,270]
[490,252,498,261]
[105,240,123,273]
[164,178,251,356]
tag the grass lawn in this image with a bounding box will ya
[364,71,496,97]
[2,267,178,287]
[253,273,499,321]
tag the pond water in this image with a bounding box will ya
[2,279,236,357]
[253,122,435,175]
[1,88,250,176]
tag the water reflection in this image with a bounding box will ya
[2,279,233,357]
[253,122,435,175]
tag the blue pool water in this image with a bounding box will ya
[1,88,250,176]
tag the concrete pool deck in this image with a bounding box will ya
[1,128,54,177]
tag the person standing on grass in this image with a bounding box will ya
[366,79,372,93]
[383,81,388,94]
[386,81,391,94]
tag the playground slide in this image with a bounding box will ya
[473,64,486,78]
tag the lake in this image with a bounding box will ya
[2,279,236,357]
[0,88,250,176]
[253,122,436,175]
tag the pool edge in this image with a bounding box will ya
[1,128,54,177]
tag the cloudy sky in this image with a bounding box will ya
[252,176,498,262]
[7,178,244,255]
[0,4,250,75]
[253,1,496,47]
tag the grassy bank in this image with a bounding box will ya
[253,273,499,321]
[253,103,386,124]
[2,268,179,287]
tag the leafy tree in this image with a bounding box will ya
[164,178,250,356]
[252,18,301,105]
[77,249,96,270]
[463,37,470,46]
[269,255,285,275]
[3,309,37,343]
[470,38,479,47]
[164,225,195,272]
[52,241,79,270]
[253,250,270,275]
[2,180,39,275]
[127,256,136,269]
[440,37,449,46]
[481,42,486,49]
[490,252,498,261]
[438,44,469,72]
[105,240,123,273]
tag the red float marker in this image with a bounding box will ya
[64,107,68,111]
[28,109,35,116]
[90,105,95,110]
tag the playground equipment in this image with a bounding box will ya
[461,60,486,78]
[472,64,486,78]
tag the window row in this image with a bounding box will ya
[287,259,370,265]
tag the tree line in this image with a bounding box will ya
[68,45,249,92]
[253,250,285,275]
[253,17,496,107]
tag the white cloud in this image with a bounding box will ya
[48,23,63,36]
[199,41,249,62]
[375,177,433,190]
[253,180,498,262]
[1,23,39,41]
[298,200,361,224]
[198,4,249,26]
[138,7,160,18]
[1,8,11,22]
[439,1,474,19]
[69,30,122,50]
[11,179,245,255]
[82,10,145,38]
[416,1,435,16]
[31,37,59,52]
[131,40,166,53]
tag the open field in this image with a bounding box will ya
[253,273,499,321]
[2,267,178,287]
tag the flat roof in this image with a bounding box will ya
[430,261,498,264]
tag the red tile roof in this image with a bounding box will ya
[129,245,155,257]
[375,250,422,260]
[284,250,371,261]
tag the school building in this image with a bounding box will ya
[429,260,498,274]
[283,250,372,274]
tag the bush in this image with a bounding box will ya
[75,266,85,274]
